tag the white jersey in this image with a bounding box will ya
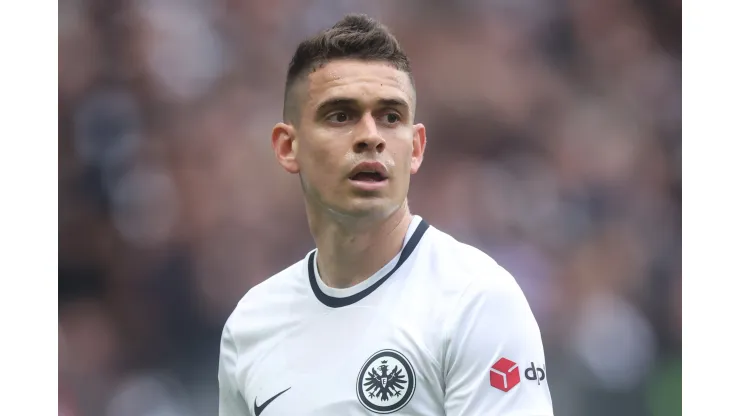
[219,216,554,415]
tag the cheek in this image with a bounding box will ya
[388,138,414,167]
[301,139,346,181]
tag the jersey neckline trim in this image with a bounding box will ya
[308,219,430,308]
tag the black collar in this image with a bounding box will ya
[308,220,430,308]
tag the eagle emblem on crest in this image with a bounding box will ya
[364,359,407,400]
[356,349,416,414]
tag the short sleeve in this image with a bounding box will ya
[218,324,251,416]
[443,266,554,415]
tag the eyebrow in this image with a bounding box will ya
[315,97,410,115]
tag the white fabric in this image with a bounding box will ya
[218,216,553,415]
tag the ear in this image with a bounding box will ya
[272,122,300,174]
[410,123,426,174]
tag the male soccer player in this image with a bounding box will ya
[218,14,554,416]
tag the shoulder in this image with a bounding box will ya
[418,225,542,350]
[423,225,522,298]
[423,226,542,338]
[419,225,535,334]
[222,254,308,333]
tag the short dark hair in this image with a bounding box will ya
[283,14,412,122]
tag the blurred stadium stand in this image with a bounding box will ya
[59,1,681,415]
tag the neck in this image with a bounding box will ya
[308,202,413,289]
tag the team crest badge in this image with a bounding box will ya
[356,349,416,414]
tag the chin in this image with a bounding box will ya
[340,198,401,220]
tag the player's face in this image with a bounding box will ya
[275,60,426,220]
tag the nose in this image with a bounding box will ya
[353,114,386,154]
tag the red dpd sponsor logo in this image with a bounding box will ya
[490,358,546,392]
[490,358,520,392]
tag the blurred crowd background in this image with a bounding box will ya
[58,0,681,415]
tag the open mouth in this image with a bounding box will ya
[350,171,387,182]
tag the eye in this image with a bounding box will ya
[327,112,350,123]
[383,113,401,124]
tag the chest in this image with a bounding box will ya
[238,306,445,415]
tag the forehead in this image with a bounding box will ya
[304,60,414,110]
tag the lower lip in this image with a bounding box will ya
[348,178,389,191]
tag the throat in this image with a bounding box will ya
[314,213,413,289]
[316,243,398,289]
